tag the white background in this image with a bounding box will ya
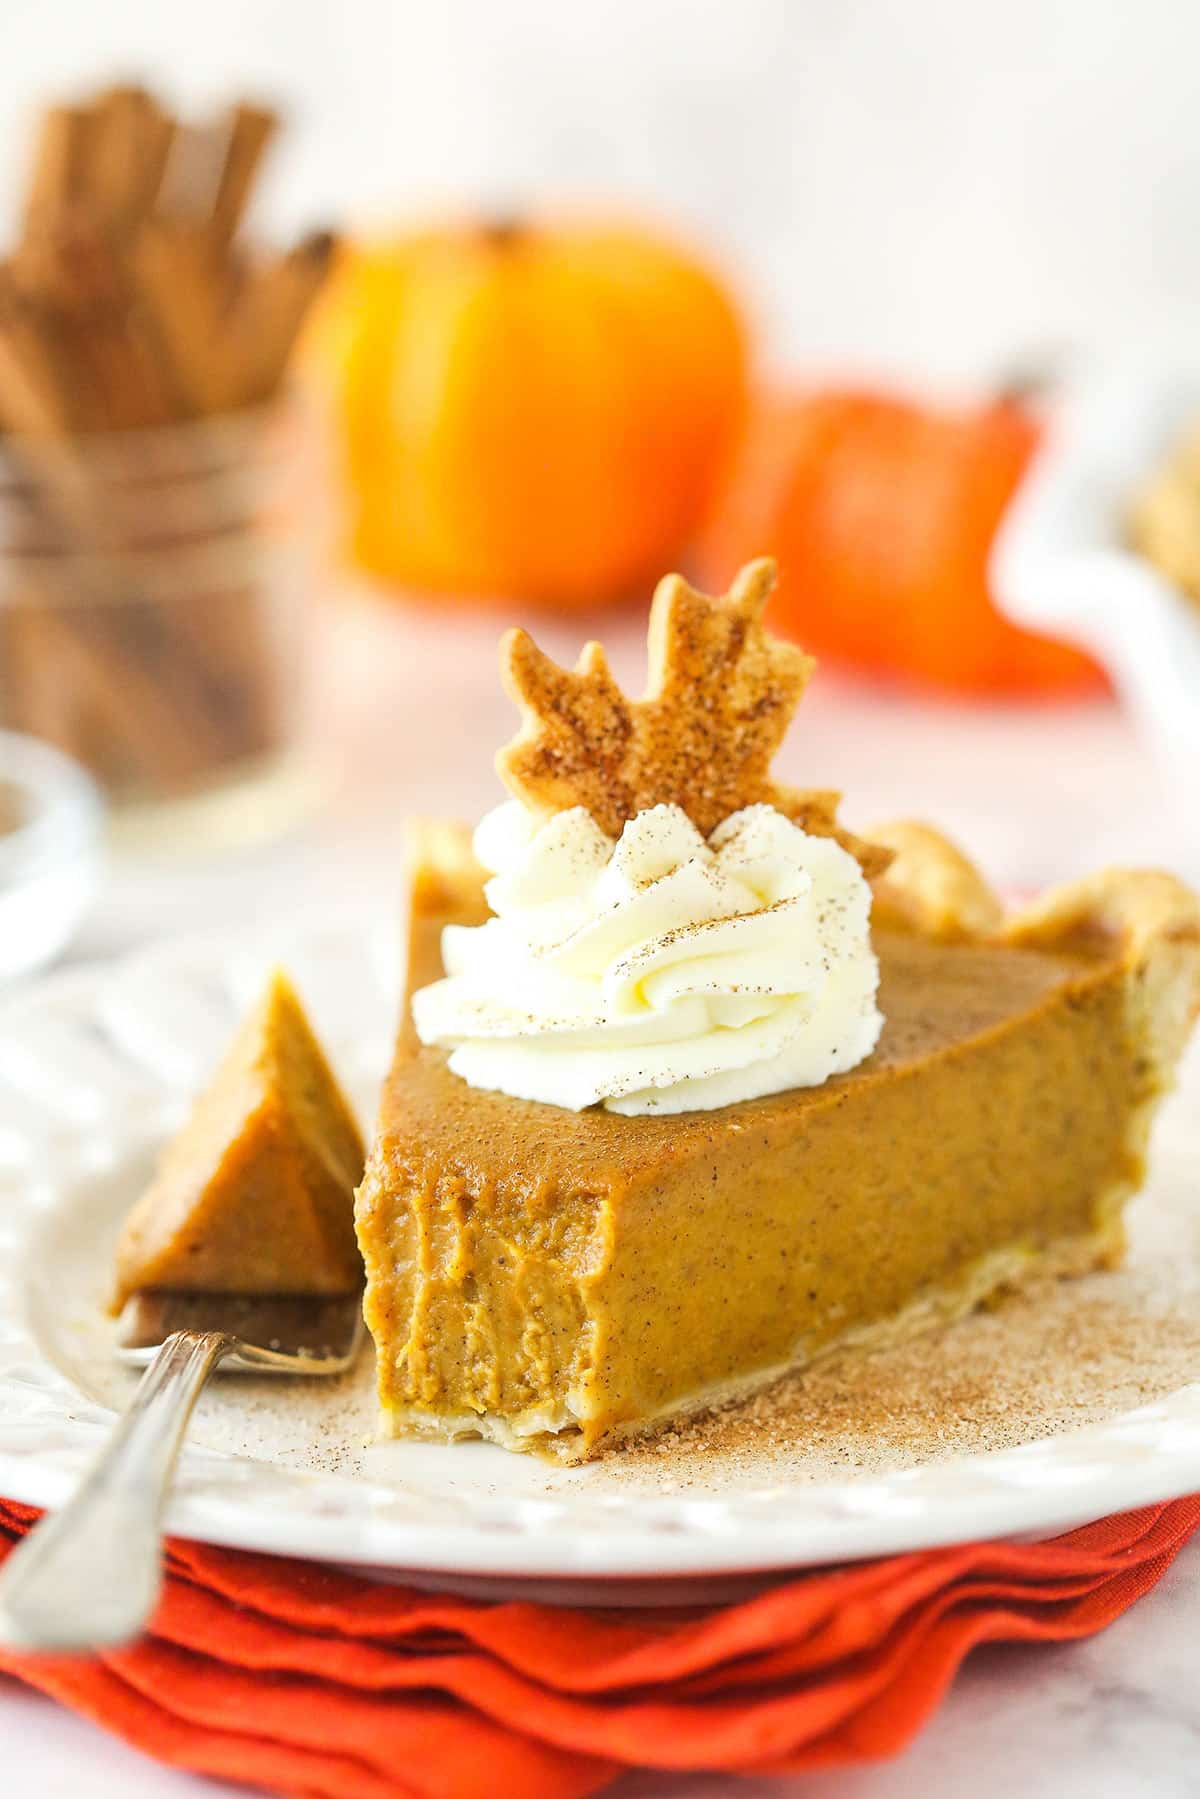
[2,0,1200,384]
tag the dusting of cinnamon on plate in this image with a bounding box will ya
[600,1249,1200,1491]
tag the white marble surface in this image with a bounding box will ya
[2,591,1197,1795]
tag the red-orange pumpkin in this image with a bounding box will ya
[697,388,1105,695]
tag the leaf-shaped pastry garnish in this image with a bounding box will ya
[497,558,890,875]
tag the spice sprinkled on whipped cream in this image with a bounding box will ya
[411,799,883,1114]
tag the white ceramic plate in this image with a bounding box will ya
[1,914,1199,1602]
[991,356,1200,765]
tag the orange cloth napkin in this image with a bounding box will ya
[0,1494,1195,1798]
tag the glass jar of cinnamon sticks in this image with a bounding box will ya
[0,83,335,846]
[0,402,316,838]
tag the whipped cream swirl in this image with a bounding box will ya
[411,800,883,1115]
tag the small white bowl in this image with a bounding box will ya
[0,733,104,983]
[991,358,1200,764]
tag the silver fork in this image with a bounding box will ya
[0,1290,363,1652]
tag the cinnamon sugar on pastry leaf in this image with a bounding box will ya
[497,557,890,874]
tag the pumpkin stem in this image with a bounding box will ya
[479,214,526,250]
[989,347,1066,409]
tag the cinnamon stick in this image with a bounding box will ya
[209,103,279,244]
[129,218,235,415]
[21,104,90,238]
[0,283,75,440]
[83,85,175,233]
[233,231,337,403]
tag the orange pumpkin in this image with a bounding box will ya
[312,218,748,610]
[697,388,1105,695]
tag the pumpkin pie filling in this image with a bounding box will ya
[113,971,365,1312]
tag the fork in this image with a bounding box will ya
[0,1289,363,1652]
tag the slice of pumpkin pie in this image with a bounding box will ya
[355,559,1200,1460]
[113,971,365,1311]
